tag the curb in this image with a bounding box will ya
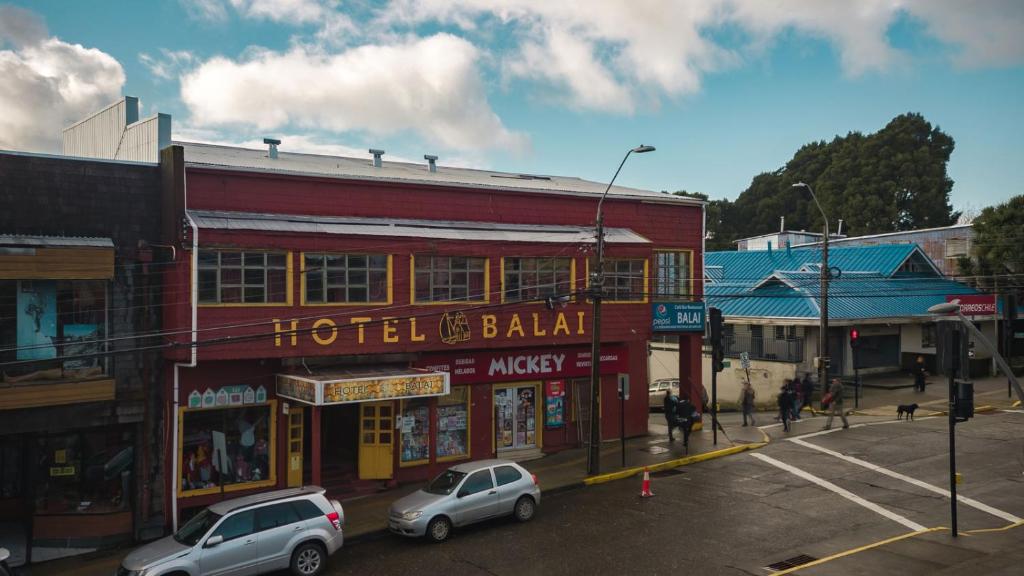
[582,441,768,486]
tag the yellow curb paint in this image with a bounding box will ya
[768,527,947,575]
[1013,400,1021,408]
[963,520,1024,534]
[583,442,768,486]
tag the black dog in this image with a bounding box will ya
[897,403,919,420]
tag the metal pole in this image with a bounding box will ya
[588,214,604,475]
[620,381,626,468]
[711,370,718,446]
[794,183,830,392]
[948,329,959,538]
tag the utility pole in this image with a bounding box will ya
[947,328,960,538]
[709,307,724,446]
[793,183,829,389]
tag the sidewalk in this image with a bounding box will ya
[21,417,766,576]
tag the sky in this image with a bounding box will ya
[1,0,1022,213]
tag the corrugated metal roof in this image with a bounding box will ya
[176,141,700,206]
[189,209,650,244]
[0,234,114,248]
[705,244,924,288]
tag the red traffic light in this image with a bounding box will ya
[851,328,859,340]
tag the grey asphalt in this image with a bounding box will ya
[322,409,1024,575]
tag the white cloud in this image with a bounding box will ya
[0,7,124,153]
[180,0,229,21]
[899,0,1024,68]
[139,49,196,80]
[180,33,527,152]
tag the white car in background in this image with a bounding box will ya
[648,378,679,410]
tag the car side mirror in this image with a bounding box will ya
[204,535,224,548]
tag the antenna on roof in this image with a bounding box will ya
[369,148,385,168]
[263,138,281,159]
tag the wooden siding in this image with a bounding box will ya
[0,378,115,410]
[0,247,114,279]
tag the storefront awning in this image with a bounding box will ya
[276,366,450,406]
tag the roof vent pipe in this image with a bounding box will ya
[780,216,785,233]
[767,241,772,255]
[837,219,844,237]
[369,148,385,168]
[263,137,281,159]
[424,154,438,173]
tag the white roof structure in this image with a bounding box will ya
[177,141,699,206]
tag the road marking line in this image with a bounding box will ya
[789,438,1024,524]
[766,527,946,576]
[749,452,928,531]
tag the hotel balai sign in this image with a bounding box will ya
[273,309,590,348]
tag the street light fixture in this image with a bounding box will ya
[588,144,655,476]
[792,182,830,393]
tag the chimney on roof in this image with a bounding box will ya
[780,216,785,233]
[424,154,438,173]
[837,219,844,237]
[263,137,281,159]
[369,148,385,168]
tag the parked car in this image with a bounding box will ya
[648,378,679,410]
[388,459,541,543]
[0,547,11,576]
[117,486,344,576]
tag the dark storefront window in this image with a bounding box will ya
[304,253,388,304]
[413,256,487,303]
[33,430,133,515]
[503,257,572,302]
[0,279,107,379]
[198,250,289,304]
[180,405,275,495]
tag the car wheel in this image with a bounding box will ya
[426,516,451,543]
[290,542,326,576]
[514,496,536,522]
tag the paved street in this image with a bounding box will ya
[320,409,1024,575]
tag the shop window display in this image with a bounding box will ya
[33,430,133,515]
[400,399,430,463]
[181,406,272,493]
[436,387,469,460]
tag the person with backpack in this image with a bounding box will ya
[824,377,850,430]
[777,384,793,432]
[739,381,756,426]
[676,395,698,451]
[663,389,680,441]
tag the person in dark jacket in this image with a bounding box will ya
[786,378,801,421]
[913,356,928,392]
[800,373,815,415]
[663,389,679,441]
[676,395,698,451]
[777,384,793,432]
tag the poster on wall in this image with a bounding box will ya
[544,380,564,428]
[17,280,57,360]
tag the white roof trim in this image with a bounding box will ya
[0,234,114,248]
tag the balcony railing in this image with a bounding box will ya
[719,335,805,364]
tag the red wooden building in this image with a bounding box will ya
[159,142,704,527]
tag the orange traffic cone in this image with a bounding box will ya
[640,467,654,498]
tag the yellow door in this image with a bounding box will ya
[358,402,394,480]
[287,408,304,487]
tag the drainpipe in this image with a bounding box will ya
[171,168,197,533]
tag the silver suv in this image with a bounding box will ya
[118,486,344,576]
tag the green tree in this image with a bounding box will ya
[715,113,959,248]
[958,195,1024,293]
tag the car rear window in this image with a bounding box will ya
[291,499,324,521]
[256,502,301,531]
[494,465,522,487]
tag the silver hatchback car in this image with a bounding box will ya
[117,486,344,576]
[388,459,541,542]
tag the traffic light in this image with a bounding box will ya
[850,327,860,350]
[709,307,725,373]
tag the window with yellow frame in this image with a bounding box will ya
[411,255,489,304]
[602,258,647,302]
[178,401,277,497]
[197,249,292,306]
[653,250,693,300]
[436,387,470,461]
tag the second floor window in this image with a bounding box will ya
[503,257,572,302]
[304,253,388,304]
[414,256,487,302]
[603,258,646,301]
[654,251,691,300]
[198,249,288,304]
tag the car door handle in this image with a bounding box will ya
[488,490,497,495]
[293,525,303,531]
[244,538,256,545]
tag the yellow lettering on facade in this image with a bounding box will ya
[311,318,337,346]
[506,314,525,338]
[274,318,298,346]
[409,317,426,342]
[531,313,547,336]
[553,312,570,336]
[482,314,497,339]
[383,317,399,343]
[350,317,372,344]
[577,311,586,335]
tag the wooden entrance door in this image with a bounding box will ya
[286,407,304,487]
[358,402,394,480]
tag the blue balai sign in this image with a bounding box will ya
[652,302,705,332]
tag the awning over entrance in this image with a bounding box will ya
[276,366,450,406]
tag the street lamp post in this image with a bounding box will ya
[588,144,655,476]
[793,182,830,393]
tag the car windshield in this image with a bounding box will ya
[425,469,468,495]
[173,509,221,546]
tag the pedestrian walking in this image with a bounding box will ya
[663,389,679,441]
[912,356,928,392]
[824,377,850,430]
[787,378,801,421]
[777,384,793,432]
[800,373,815,415]
[739,381,756,426]
[676,395,698,451]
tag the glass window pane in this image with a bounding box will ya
[450,257,467,271]
[369,255,387,269]
[379,432,392,444]
[450,285,467,301]
[362,433,375,444]
[267,270,287,302]
[326,255,345,269]
[325,270,346,285]
[494,465,522,487]
[348,269,367,286]
[305,255,322,272]
[221,286,242,303]
[257,502,300,531]
[198,270,218,303]
[198,250,218,267]
[243,252,265,267]
[221,268,241,285]
[348,286,368,302]
[213,510,255,541]
[461,469,493,495]
[327,287,346,302]
[348,254,367,269]
[267,253,286,268]
[244,268,264,286]
[220,252,241,267]
[306,271,324,302]
[243,286,265,303]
